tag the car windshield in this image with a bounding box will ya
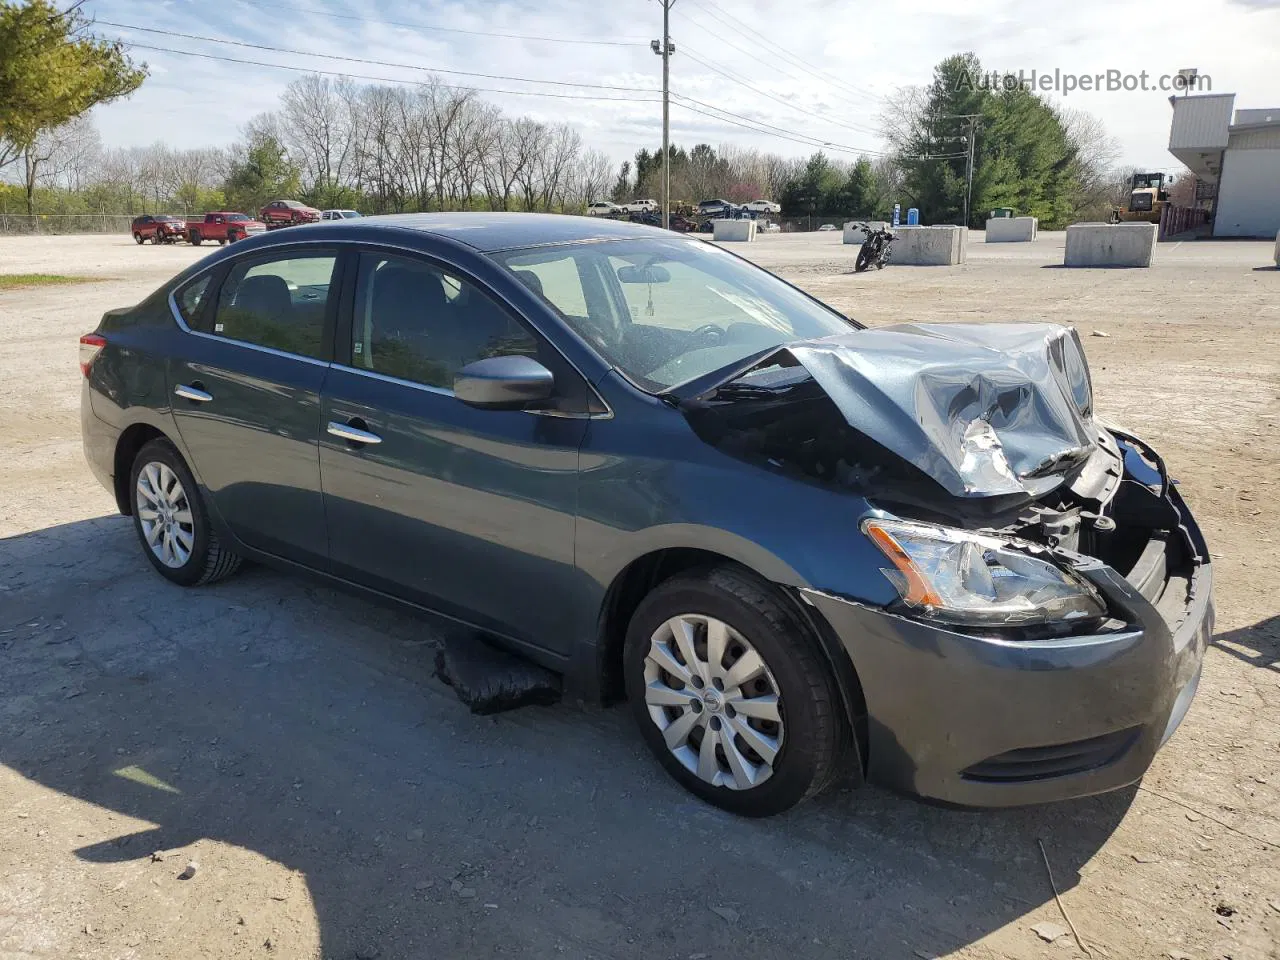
[227,214,250,221]
[493,237,853,391]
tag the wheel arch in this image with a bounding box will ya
[594,546,868,779]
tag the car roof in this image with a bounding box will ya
[341,212,671,252]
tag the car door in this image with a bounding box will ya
[167,248,342,567]
[318,248,589,652]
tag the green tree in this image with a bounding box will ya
[0,0,146,205]
[832,156,878,217]
[882,52,1086,228]
[223,133,302,213]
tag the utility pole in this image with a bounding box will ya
[652,1,676,229]
[962,116,979,228]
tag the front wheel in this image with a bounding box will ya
[129,438,242,587]
[624,566,848,817]
[854,245,873,272]
[133,232,144,245]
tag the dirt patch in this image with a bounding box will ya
[0,232,1277,960]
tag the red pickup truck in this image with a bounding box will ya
[185,212,267,246]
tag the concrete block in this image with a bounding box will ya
[891,224,967,265]
[1274,229,1280,266]
[1064,222,1157,267]
[985,217,1038,242]
[843,220,888,244]
[713,219,756,241]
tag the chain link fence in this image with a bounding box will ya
[0,213,194,236]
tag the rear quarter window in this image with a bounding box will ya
[174,274,213,327]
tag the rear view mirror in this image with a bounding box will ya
[454,355,555,410]
[616,264,671,284]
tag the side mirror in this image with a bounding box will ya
[454,355,555,410]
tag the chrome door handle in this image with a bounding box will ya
[174,384,213,403]
[327,420,382,445]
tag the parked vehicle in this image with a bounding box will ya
[758,220,781,233]
[259,199,321,228]
[741,199,782,214]
[185,212,267,246]
[817,223,838,231]
[80,213,1211,817]
[131,215,187,245]
[321,209,363,220]
[697,198,736,217]
[853,222,896,272]
[620,198,658,214]
[586,201,620,217]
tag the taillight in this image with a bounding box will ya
[79,333,106,377]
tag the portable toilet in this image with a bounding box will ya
[906,207,919,225]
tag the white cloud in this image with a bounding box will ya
[88,0,1280,173]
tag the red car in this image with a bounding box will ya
[184,212,267,246]
[131,215,187,244]
[258,199,321,228]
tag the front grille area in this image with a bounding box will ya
[961,727,1140,783]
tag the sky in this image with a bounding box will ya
[85,0,1280,175]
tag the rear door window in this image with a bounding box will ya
[208,253,337,360]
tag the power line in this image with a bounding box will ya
[682,46,880,137]
[111,41,663,103]
[671,92,884,156]
[212,0,650,47]
[685,0,882,103]
[673,96,965,162]
[97,20,658,93]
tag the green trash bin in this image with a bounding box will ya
[989,207,1015,219]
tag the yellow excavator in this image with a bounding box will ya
[1109,173,1169,224]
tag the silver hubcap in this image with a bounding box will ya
[643,614,784,791]
[135,462,195,569]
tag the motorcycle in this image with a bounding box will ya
[854,222,895,272]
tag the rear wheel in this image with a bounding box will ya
[624,565,847,817]
[189,230,202,246]
[129,438,241,587]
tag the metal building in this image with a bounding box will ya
[1168,92,1280,238]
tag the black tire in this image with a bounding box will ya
[189,230,202,246]
[218,238,227,246]
[228,230,242,243]
[133,232,144,245]
[128,438,242,587]
[623,565,848,817]
[854,245,873,272]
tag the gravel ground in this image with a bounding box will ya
[1,231,1278,960]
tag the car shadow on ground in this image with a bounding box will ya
[1,516,1139,959]
[1211,613,1279,672]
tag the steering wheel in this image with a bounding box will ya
[689,323,726,346]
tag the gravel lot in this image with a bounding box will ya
[1,230,1278,960]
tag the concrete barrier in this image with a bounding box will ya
[1274,229,1280,267]
[843,220,888,244]
[891,224,967,265]
[985,216,1038,242]
[713,219,756,241]
[1064,222,1157,267]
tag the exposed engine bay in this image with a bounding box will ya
[679,323,1204,627]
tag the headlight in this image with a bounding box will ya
[862,518,1106,628]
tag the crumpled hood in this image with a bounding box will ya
[738,323,1098,499]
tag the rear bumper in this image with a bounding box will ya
[81,379,120,499]
[803,561,1212,808]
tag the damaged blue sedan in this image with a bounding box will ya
[80,214,1212,816]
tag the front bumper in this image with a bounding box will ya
[804,554,1212,808]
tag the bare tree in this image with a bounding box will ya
[570,148,612,209]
